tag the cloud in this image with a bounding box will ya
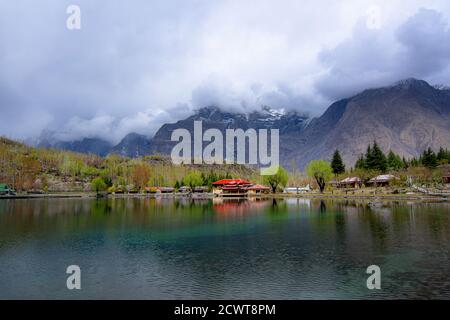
[0,1,450,143]
[315,8,450,100]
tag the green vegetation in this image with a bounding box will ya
[306,160,333,193]
[355,141,387,171]
[91,177,107,196]
[263,166,289,193]
[331,149,345,175]
[0,137,258,194]
[182,170,203,190]
[1,136,449,195]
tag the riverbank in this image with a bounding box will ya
[1,191,449,202]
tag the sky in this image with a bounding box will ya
[1,0,450,144]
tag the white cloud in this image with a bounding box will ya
[0,0,449,143]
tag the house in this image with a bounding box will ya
[158,187,175,193]
[338,177,362,188]
[212,179,271,196]
[246,184,270,195]
[212,179,252,196]
[284,185,311,194]
[368,174,397,187]
[145,187,174,193]
[0,184,14,195]
[443,173,450,184]
[178,186,191,193]
[193,186,209,193]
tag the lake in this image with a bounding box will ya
[0,197,449,299]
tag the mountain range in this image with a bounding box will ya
[35,79,450,169]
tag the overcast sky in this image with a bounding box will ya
[1,0,450,143]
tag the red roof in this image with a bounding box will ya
[246,184,270,191]
[212,179,251,186]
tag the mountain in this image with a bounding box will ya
[110,133,152,157]
[287,78,450,168]
[37,131,113,157]
[149,106,310,156]
[34,79,450,169]
[53,138,113,157]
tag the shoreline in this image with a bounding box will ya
[1,192,449,202]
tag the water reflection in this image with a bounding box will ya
[0,197,449,299]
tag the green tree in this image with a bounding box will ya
[422,148,438,168]
[364,145,374,169]
[355,154,365,170]
[437,147,449,164]
[91,177,107,196]
[387,150,404,171]
[331,149,345,175]
[306,160,333,193]
[371,141,387,172]
[183,170,203,190]
[263,166,289,193]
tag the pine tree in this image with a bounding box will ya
[402,157,409,169]
[371,141,387,172]
[331,149,345,175]
[364,145,373,169]
[387,150,404,171]
[422,148,438,168]
[355,154,365,170]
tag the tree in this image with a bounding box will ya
[364,145,374,169]
[422,148,438,169]
[437,147,450,164]
[132,163,151,190]
[91,177,107,196]
[371,141,387,172]
[331,149,345,175]
[386,150,404,171]
[306,160,333,193]
[263,166,289,193]
[355,154,365,170]
[183,170,203,190]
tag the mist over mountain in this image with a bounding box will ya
[34,79,450,169]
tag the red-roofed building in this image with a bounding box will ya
[246,184,270,195]
[212,179,251,186]
[212,179,264,196]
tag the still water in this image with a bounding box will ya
[0,197,449,299]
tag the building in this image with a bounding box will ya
[443,173,450,184]
[338,177,362,188]
[284,185,311,194]
[193,186,209,193]
[145,187,175,193]
[212,179,264,196]
[246,184,271,195]
[0,184,14,195]
[368,174,397,187]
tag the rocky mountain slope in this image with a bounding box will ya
[288,78,450,168]
[35,79,450,169]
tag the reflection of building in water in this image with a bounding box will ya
[212,198,271,219]
[284,197,311,208]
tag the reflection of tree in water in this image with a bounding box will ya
[319,200,327,213]
[272,198,278,208]
[91,199,112,216]
[266,198,288,216]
